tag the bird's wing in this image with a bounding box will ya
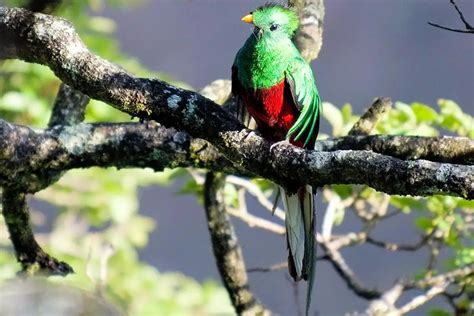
[285,57,321,148]
[231,65,253,128]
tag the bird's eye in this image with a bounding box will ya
[270,24,279,31]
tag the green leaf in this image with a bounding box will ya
[415,217,433,231]
[433,217,452,232]
[438,99,473,136]
[395,102,417,125]
[455,248,474,266]
[224,183,239,208]
[341,103,353,123]
[251,178,275,195]
[333,206,345,226]
[179,178,203,196]
[438,99,463,116]
[89,16,117,34]
[410,124,439,137]
[457,199,474,209]
[411,102,438,123]
[331,185,353,199]
[0,91,29,112]
[390,196,423,213]
[123,216,155,248]
[428,308,451,316]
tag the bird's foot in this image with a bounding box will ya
[270,139,291,153]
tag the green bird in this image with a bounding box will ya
[232,3,321,314]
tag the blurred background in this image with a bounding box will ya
[0,0,473,315]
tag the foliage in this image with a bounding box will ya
[0,1,232,315]
[322,99,473,272]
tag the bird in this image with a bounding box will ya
[231,3,321,315]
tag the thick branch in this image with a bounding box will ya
[289,0,325,61]
[1,188,73,275]
[315,135,474,165]
[204,172,269,316]
[200,79,232,106]
[0,7,472,199]
[48,83,89,127]
[0,118,472,198]
[0,119,241,192]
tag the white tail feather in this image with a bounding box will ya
[281,186,305,277]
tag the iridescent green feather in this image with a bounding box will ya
[285,57,321,147]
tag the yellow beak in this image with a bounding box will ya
[241,14,254,24]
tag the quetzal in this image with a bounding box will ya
[231,3,321,314]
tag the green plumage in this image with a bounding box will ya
[232,4,322,316]
[285,57,321,145]
[233,5,320,146]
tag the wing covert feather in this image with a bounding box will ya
[285,57,321,147]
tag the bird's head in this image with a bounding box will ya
[241,3,299,41]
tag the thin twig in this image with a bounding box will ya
[226,176,285,219]
[403,263,474,290]
[348,97,392,136]
[398,283,449,314]
[248,262,288,273]
[428,0,474,34]
[319,241,381,300]
[449,0,473,29]
[366,232,433,252]
[427,22,474,33]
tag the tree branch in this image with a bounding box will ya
[366,263,474,315]
[315,135,474,165]
[0,7,472,199]
[0,118,472,198]
[397,284,449,315]
[348,97,392,136]
[48,83,89,127]
[289,0,325,61]
[319,240,382,300]
[0,119,244,191]
[448,0,473,30]
[402,263,474,290]
[428,0,474,34]
[1,188,73,275]
[204,172,269,316]
[366,232,433,252]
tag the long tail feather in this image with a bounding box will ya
[301,185,315,316]
[281,185,315,316]
[281,187,305,279]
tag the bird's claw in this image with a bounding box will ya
[270,140,291,153]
